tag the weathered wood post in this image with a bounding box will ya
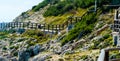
[62,24,64,30]
[38,24,41,29]
[52,25,54,34]
[66,21,68,28]
[19,22,21,29]
[70,17,72,25]
[10,22,12,29]
[43,24,45,33]
[58,24,60,32]
[17,22,19,28]
[75,17,78,23]
[13,22,15,28]
[21,22,23,29]
[23,22,25,29]
[35,23,38,29]
[104,50,109,61]
[31,23,33,29]
[116,10,119,19]
[48,24,50,33]
[0,23,2,29]
[5,23,7,28]
[56,25,58,34]
[8,23,10,28]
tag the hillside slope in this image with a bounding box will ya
[1,0,120,61]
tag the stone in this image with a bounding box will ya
[18,50,30,61]
[18,44,44,61]
[0,56,9,61]
[10,57,17,61]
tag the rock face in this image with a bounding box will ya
[0,56,9,61]
[13,5,49,23]
[18,44,44,61]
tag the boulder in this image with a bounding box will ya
[18,50,30,61]
[0,56,9,61]
[18,44,44,61]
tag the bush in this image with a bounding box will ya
[32,0,60,12]
[43,0,95,17]
[81,55,88,60]
[61,12,97,45]
[32,0,50,11]
[22,30,44,37]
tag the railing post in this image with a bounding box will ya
[62,24,64,30]
[23,22,25,29]
[8,23,10,28]
[43,24,45,33]
[21,22,23,29]
[52,25,54,34]
[116,10,119,19]
[37,24,40,29]
[48,24,50,33]
[13,22,15,28]
[10,22,12,29]
[66,21,68,27]
[20,22,21,29]
[27,22,29,29]
[75,17,78,23]
[70,17,72,25]
[31,23,33,29]
[35,23,38,29]
[104,51,109,61]
[56,25,58,33]
[59,24,60,31]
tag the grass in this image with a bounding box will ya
[43,8,87,25]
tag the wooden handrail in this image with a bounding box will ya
[98,48,120,61]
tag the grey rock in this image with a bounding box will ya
[0,56,9,61]
[10,57,18,61]
[18,44,44,61]
[18,50,30,61]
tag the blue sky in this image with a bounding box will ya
[0,0,43,22]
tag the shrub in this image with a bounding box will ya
[61,12,97,45]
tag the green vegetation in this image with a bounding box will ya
[0,31,9,39]
[32,0,60,12]
[43,0,95,17]
[31,0,120,17]
[21,29,48,44]
[61,12,98,45]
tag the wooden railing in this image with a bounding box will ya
[98,48,120,61]
[0,10,89,34]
